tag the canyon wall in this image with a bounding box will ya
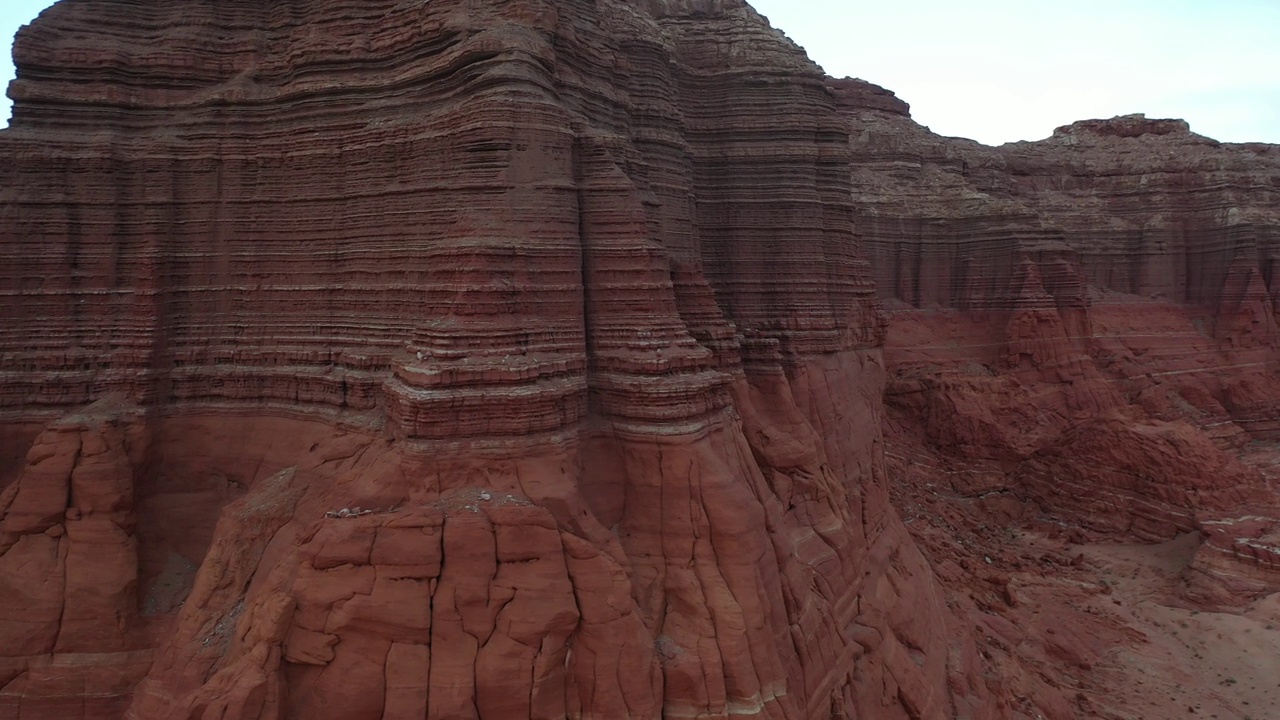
[2,1,1279,720]
[839,79,1280,605]
[0,1,1006,719]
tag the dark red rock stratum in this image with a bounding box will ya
[2,1,1279,719]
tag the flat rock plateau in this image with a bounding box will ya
[2,1,1279,719]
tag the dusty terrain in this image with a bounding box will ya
[890,440,1280,720]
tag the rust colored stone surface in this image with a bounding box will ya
[2,4,1280,720]
[840,77,1280,716]
[0,2,971,719]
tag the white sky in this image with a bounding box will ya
[3,0,1279,145]
[1,0,52,127]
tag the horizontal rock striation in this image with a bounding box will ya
[838,78,1280,605]
[0,2,992,720]
[5,3,1280,719]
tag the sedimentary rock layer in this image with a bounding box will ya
[0,2,986,720]
[4,1,1280,719]
[839,78,1280,606]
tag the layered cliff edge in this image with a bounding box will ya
[1,2,1279,720]
[841,84,1280,588]
[839,76,1280,717]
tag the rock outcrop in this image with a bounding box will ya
[3,2,1280,720]
[840,79,1280,610]
[0,1,993,719]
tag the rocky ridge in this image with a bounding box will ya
[842,87,1280,567]
[840,77,1280,715]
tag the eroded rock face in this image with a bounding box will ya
[840,79,1280,606]
[0,1,987,719]
[832,81,1280,718]
[4,3,1280,720]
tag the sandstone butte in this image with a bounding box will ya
[2,1,1280,719]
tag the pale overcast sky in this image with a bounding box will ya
[3,0,1279,145]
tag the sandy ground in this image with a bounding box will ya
[1070,535,1280,720]
[888,438,1280,720]
[946,527,1280,720]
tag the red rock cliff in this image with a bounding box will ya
[0,2,999,719]
[5,3,1280,720]
[840,76,1280,644]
